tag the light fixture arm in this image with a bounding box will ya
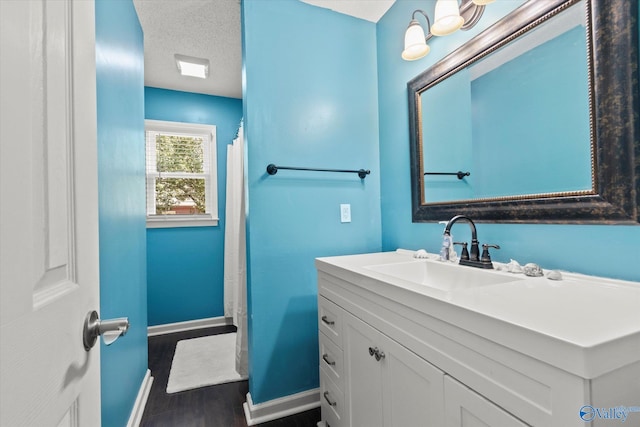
[411,9,432,41]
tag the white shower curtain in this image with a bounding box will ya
[223,121,248,376]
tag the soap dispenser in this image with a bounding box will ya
[438,221,457,261]
[440,233,452,261]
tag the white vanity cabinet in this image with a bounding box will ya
[316,251,640,427]
[319,294,524,427]
[318,295,445,427]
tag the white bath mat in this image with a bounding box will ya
[166,333,246,393]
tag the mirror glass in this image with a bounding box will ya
[408,0,639,223]
[420,2,592,202]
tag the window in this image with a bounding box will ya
[145,120,218,228]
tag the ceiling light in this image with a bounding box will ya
[174,54,209,79]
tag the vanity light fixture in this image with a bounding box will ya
[402,0,494,61]
[174,54,210,79]
[402,10,432,61]
[431,0,464,36]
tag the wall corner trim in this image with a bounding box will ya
[147,316,231,336]
[126,369,154,427]
[242,389,320,426]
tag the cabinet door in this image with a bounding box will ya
[344,312,446,427]
[343,313,385,427]
[445,376,530,427]
[382,333,445,427]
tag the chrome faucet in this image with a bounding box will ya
[443,215,499,269]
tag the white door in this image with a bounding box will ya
[0,1,101,426]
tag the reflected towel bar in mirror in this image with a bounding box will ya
[266,163,370,179]
[424,171,470,180]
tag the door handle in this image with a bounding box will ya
[83,310,129,351]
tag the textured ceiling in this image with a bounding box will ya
[299,0,395,23]
[133,0,243,99]
[133,0,395,99]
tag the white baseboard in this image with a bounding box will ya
[127,369,153,427]
[147,316,231,336]
[243,388,320,426]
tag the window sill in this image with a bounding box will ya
[146,215,219,229]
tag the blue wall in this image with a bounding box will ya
[423,69,474,201]
[378,1,640,282]
[95,1,148,426]
[242,0,381,404]
[471,26,591,198]
[145,88,243,326]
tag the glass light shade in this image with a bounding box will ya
[431,0,464,36]
[402,20,431,61]
[472,0,495,4]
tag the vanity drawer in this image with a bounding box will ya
[319,296,343,348]
[321,370,345,427]
[322,402,342,427]
[319,332,344,389]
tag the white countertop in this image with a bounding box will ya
[315,249,640,379]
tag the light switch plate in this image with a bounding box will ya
[340,204,351,223]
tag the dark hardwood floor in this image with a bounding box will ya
[141,326,321,427]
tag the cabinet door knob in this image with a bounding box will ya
[323,391,337,407]
[368,346,385,361]
[322,353,336,366]
[321,315,335,326]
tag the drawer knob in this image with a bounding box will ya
[322,353,336,366]
[323,391,337,407]
[321,315,335,326]
[368,346,385,361]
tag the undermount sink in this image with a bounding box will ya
[364,259,523,291]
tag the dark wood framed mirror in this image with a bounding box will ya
[408,0,639,223]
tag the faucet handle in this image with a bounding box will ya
[481,244,500,263]
[453,242,469,260]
